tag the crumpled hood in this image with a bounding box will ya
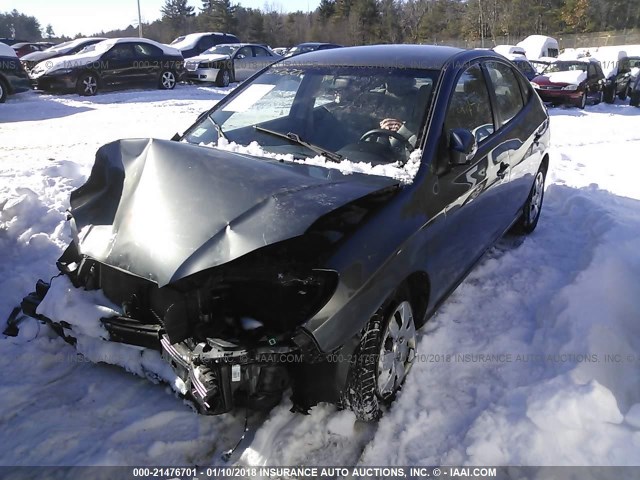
[70,138,398,286]
[545,70,587,85]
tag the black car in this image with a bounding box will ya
[284,42,343,57]
[20,37,107,72]
[0,42,31,102]
[28,38,184,96]
[603,56,640,103]
[16,45,549,421]
[169,32,241,59]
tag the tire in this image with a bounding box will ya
[603,85,615,104]
[158,70,176,90]
[630,92,640,107]
[593,90,603,105]
[618,86,628,101]
[344,288,417,421]
[216,68,231,87]
[512,165,546,235]
[76,72,98,96]
[578,91,587,109]
[0,78,7,103]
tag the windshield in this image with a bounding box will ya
[203,45,239,56]
[546,61,588,73]
[184,64,438,166]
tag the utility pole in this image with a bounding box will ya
[137,0,143,37]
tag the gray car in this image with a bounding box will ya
[184,43,281,87]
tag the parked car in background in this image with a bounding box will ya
[0,42,31,102]
[284,42,343,57]
[531,58,605,108]
[506,53,537,80]
[603,56,640,103]
[11,42,52,58]
[20,37,107,72]
[529,57,554,74]
[517,35,559,59]
[19,45,550,422]
[0,38,28,46]
[169,32,240,59]
[29,38,184,96]
[630,73,640,106]
[493,45,526,57]
[185,43,281,86]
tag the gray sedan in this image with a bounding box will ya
[184,43,281,87]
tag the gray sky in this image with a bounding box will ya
[1,0,321,37]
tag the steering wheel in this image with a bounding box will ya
[359,128,413,151]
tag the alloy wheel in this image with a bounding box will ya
[82,75,97,95]
[525,170,545,226]
[376,300,416,398]
[161,71,176,89]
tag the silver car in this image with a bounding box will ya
[184,43,281,87]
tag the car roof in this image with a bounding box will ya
[279,44,475,70]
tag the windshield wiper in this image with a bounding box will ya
[208,116,227,141]
[254,126,343,162]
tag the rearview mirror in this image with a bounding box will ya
[449,129,477,165]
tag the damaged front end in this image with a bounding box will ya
[21,238,338,415]
[14,137,399,415]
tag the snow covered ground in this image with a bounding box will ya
[1,85,639,469]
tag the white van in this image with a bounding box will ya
[517,35,559,59]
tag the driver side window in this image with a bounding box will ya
[445,64,494,143]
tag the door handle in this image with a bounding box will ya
[497,162,509,179]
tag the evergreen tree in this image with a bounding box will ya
[161,0,195,36]
[200,0,238,33]
[45,24,55,38]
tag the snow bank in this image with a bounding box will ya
[205,137,422,185]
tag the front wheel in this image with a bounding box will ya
[593,90,603,105]
[344,289,417,421]
[0,79,7,103]
[76,72,98,96]
[603,85,615,104]
[618,86,628,101]
[512,166,546,235]
[216,68,231,87]
[158,70,176,90]
[578,91,587,109]
[630,91,640,107]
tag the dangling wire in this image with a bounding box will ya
[221,408,250,462]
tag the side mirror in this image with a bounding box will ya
[449,128,477,165]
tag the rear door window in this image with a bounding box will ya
[485,62,525,127]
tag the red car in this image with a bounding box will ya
[531,58,605,108]
[11,42,52,58]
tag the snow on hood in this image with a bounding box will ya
[209,137,422,185]
[546,70,587,85]
[70,138,400,286]
[30,48,106,77]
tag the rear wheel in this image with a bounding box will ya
[344,289,417,421]
[512,165,546,235]
[158,70,176,90]
[0,79,7,103]
[76,72,98,96]
[216,68,231,87]
[630,91,640,107]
